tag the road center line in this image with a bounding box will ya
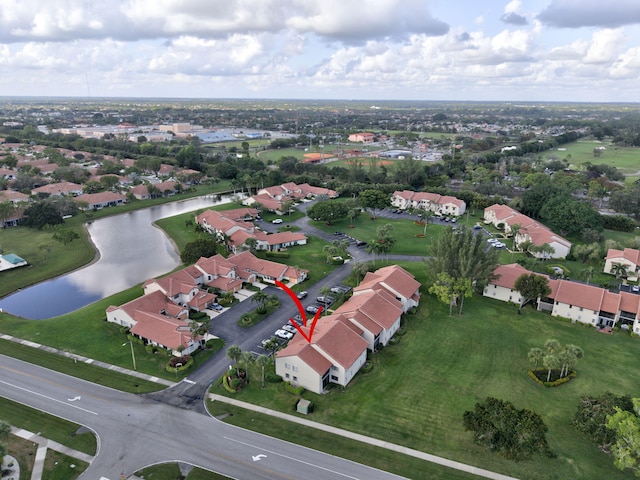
[0,379,99,415]
[224,436,360,479]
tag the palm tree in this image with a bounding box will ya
[256,354,269,389]
[610,262,628,280]
[226,344,242,377]
[263,338,280,358]
[527,347,544,370]
[251,291,269,313]
[244,237,258,252]
[348,208,359,227]
[543,339,561,382]
[509,223,521,251]
[240,351,254,384]
[319,286,332,315]
[323,244,338,264]
[581,266,595,285]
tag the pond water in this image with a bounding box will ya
[0,194,240,319]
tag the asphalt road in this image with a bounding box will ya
[0,354,407,480]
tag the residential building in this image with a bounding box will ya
[604,248,640,282]
[275,264,420,392]
[75,192,127,210]
[32,182,83,197]
[484,264,640,334]
[195,208,307,253]
[275,314,368,394]
[348,132,376,143]
[483,204,571,259]
[106,251,308,354]
[0,190,30,204]
[243,182,337,213]
[391,190,466,216]
[352,264,421,312]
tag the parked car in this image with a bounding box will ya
[274,329,294,340]
[281,324,297,334]
[356,240,367,247]
[296,290,308,299]
[209,302,223,311]
[271,218,283,224]
[331,285,352,295]
[306,304,322,314]
[317,295,335,306]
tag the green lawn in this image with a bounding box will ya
[211,263,640,480]
[0,396,97,455]
[540,138,640,176]
[310,216,445,256]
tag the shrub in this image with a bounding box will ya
[285,382,305,395]
[229,378,242,390]
[528,369,576,387]
[206,338,225,351]
[145,345,158,354]
[265,371,283,383]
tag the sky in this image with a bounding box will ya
[2,0,640,102]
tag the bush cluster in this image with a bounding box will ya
[528,369,576,387]
[285,382,305,395]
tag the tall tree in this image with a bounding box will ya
[607,398,640,477]
[426,225,500,292]
[528,347,544,370]
[241,351,254,384]
[359,189,389,220]
[226,344,242,377]
[574,393,634,450]
[514,274,551,312]
[256,354,269,389]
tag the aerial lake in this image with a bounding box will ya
[0,194,239,319]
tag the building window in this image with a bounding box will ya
[285,362,290,369]
[293,376,297,382]
[331,375,339,382]
[285,373,290,379]
[292,365,298,372]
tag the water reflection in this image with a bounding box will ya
[0,194,240,319]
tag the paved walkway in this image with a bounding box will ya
[10,427,95,480]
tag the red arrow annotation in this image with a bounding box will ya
[275,280,323,344]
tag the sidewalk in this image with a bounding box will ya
[208,394,519,480]
[10,427,95,480]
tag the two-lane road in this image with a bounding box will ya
[0,354,406,480]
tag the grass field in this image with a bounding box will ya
[211,262,640,480]
[0,396,97,455]
[310,215,447,257]
[540,138,640,179]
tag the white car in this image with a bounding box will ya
[487,238,497,243]
[281,324,297,333]
[271,218,283,224]
[274,329,293,340]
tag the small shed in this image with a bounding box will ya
[296,399,312,415]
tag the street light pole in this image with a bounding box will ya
[122,340,137,370]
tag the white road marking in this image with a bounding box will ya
[68,396,81,402]
[224,436,360,479]
[252,454,267,461]
[0,380,98,415]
